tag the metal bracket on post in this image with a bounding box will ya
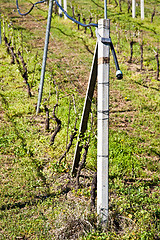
[96,31,123,80]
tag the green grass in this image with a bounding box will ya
[0,0,160,239]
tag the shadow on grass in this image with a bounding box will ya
[52,26,74,37]
[123,177,159,188]
[90,0,103,9]
[0,183,72,211]
[0,193,55,211]
[51,27,94,55]
[110,109,137,113]
[0,92,9,108]
[135,81,160,92]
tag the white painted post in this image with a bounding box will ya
[97,19,110,223]
[132,0,136,18]
[104,0,107,19]
[63,0,67,19]
[141,0,144,20]
[59,0,63,17]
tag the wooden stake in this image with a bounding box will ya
[72,43,98,176]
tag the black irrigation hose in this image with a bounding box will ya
[54,0,98,27]
[16,0,47,16]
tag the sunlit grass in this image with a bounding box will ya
[0,0,159,239]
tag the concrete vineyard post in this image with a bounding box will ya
[64,0,67,19]
[132,0,136,18]
[97,18,110,223]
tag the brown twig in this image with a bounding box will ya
[90,172,97,209]
[151,7,156,23]
[76,113,93,189]
[89,17,93,38]
[71,5,75,18]
[76,138,90,189]
[4,35,32,98]
[18,50,31,97]
[140,31,144,71]
[50,103,61,145]
[31,51,38,88]
[58,118,77,164]
[114,0,118,8]
[66,100,71,153]
[54,1,58,14]
[140,43,143,70]
[77,14,80,30]
[127,0,131,13]
[128,40,136,63]
[83,18,87,34]
[3,36,15,64]
[155,50,159,80]
[44,105,49,131]
[118,0,122,12]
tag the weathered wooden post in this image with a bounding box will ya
[71,43,98,176]
[97,18,110,223]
